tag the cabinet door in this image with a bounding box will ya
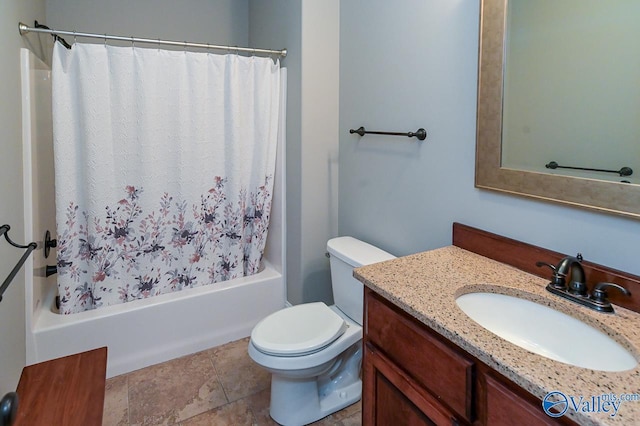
[483,372,567,426]
[366,289,475,421]
[363,343,461,426]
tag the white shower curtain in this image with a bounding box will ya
[52,42,282,314]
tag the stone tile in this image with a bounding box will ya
[207,337,271,402]
[336,411,362,426]
[310,399,362,425]
[244,388,278,426]
[245,387,361,426]
[330,400,361,422]
[128,351,227,425]
[104,338,360,425]
[103,374,129,426]
[180,399,255,426]
[309,415,335,425]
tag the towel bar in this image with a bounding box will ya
[1,225,37,303]
[545,161,633,177]
[349,126,427,141]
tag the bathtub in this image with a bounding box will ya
[31,262,284,377]
[21,48,287,378]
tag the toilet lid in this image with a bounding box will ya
[251,302,347,356]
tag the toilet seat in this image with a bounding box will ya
[251,302,347,357]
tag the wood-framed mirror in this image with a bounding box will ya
[475,0,640,219]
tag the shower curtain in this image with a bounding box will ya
[51,42,282,314]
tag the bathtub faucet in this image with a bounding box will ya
[46,265,58,277]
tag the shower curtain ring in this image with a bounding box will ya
[131,36,135,48]
[73,30,77,44]
[104,34,107,47]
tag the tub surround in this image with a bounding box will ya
[354,226,640,425]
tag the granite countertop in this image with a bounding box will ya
[354,246,640,426]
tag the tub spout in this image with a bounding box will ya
[45,265,57,277]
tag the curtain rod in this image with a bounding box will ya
[18,22,287,58]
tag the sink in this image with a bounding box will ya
[456,292,637,372]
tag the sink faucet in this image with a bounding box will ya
[536,254,631,313]
[535,254,586,295]
[555,254,587,296]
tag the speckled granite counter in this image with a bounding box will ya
[354,246,640,426]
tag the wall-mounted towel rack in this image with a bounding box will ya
[1,224,37,303]
[349,126,427,141]
[545,161,633,177]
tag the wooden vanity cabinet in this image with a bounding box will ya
[363,288,577,426]
[478,372,566,426]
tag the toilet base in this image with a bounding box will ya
[270,377,361,426]
[269,343,362,425]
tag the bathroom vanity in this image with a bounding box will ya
[363,288,577,425]
[355,224,640,425]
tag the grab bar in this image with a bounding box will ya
[349,126,427,141]
[545,161,633,177]
[1,224,37,303]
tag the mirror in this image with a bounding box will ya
[476,0,640,219]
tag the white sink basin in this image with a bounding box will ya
[456,292,637,372]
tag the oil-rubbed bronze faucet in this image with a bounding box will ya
[536,254,631,313]
[589,282,632,312]
[555,254,587,296]
[536,254,586,293]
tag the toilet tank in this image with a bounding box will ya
[326,237,395,325]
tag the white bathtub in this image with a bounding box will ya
[21,48,288,378]
[32,262,284,377]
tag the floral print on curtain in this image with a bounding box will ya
[56,177,272,314]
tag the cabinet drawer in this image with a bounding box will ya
[365,290,475,421]
[484,373,562,426]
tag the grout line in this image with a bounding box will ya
[125,374,131,426]
[209,349,231,404]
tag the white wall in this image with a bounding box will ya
[299,1,340,304]
[0,0,47,394]
[339,0,640,277]
[46,0,248,51]
[249,0,303,304]
[250,1,339,305]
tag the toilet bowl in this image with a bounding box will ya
[248,237,395,425]
[248,304,363,425]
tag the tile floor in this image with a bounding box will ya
[103,337,362,425]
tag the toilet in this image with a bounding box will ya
[248,236,395,425]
